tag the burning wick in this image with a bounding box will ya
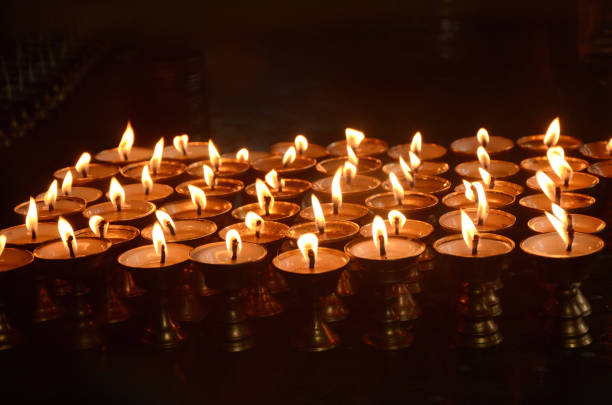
[167,222,176,236]
[378,234,386,257]
[231,238,239,260]
[31,229,37,240]
[115,196,122,212]
[308,249,315,269]
[566,215,575,252]
[264,196,271,217]
[471,234,480,256]
[255,219,262,238]
[332,200,339,215]
[98,221,107,238]
[393,217,400,235]
[67,235,76,258]
[196,202,202,216]
[555,186,561,206]
[160,244,166,265]
[122,151,128,161]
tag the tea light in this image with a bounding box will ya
[587,159,612,179]
[190,232,268,351]
[36,171,102,205]
[54,151,119,188]
[120,138,186,184]
[273,233,350,351]
[517,118,581,154]
[454,168,523,197]
[141,212,217,245]
[382,160,449,177]
[365,179,439,220]
[163,136,210,163]
[518,171,595,212]
[439,208,516,234]
[176,177,244,201]
[579,138,612,160]
[313,166,381,204]
[115,165,174,203]
[326,128,388,158]
[450,128,514,156]
[520,156,589,174]
[316,145,381,176]
[186,159,250,180]
[454,146,519,179]
[528,211,605,235]
[359,211,434,240]
[232,180,300,224]
[270,134,328,160]
[442,188,514,210]
[244,173,310,204]
[387,132,447,161]
[381,174,450,196]
[160,185,232,226]
[251,146,316,179]
[94,121,153,164]
[525,171,599,193]
[2,197,60,246]
[221,148,271,164]
[14,194,86,223]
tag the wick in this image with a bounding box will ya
[471,234,480,256]
[160,244,166,265]
[98,222,106,239]
[393,218,400,235]
[80,170,87,178]
[67,235,76,258]
[564,177,570,188]
[115,197,122,212]
[168,223,176,236]
[318,225,325,235]
[255,220,262,238]
[490,177,496,189]
[477,215,484,226]
[231,239,238,260]
[566,215,575,252]
[145,186,150,196]
[378,234,386,257]
[152,167,158,176]
[48,203,54,212]
[31,229,37,240]
[181,147,187,157]
[332,201,339,215]
[308,249,315,270]
[122,152,128,161]
[346,176,352,186]
[264,196,271,217]
[395,197,403,206]
[210,174,216,191]
[554,187,561,206]
[196,203,202,217]
[279,180,283,193]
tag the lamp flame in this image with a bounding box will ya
[410,132,422,155]
[389,172,404,205]
[236,148,249,162]
[331,168,343,214]
[536,170,557,202]
[225,229,242,260]
[61,171,73,196]
[44,180,58,210]
[282,146,296,167]
[25,197,38,238]
[346,145,359,166]
[372,216,388,257]
[141,165,153,195]
[245,211,264,237]
[478,167,492,188]
[75,152,91,177]
[0,235,6,257]
[58,216,77,257]
[155,210,176,235]
[295,135,308,155]
[89,215,109,238]
[388,210,406,236]
[202,164,215,188]
[109,177,126,211]
[152,222,167,263]
[255,179,274,215]
[548,152,573,186]
[311,194,326,234]
[342,161,357,184]
[545,203,572,250]
[543,117,560,147]
[473,181,489,225]
[345,128,365,149]
[460,209,479,253]
[297,233,318,268]
[118,122,134,160]
[477,128,490,147]
[208,140,221,172]
[547,145,565,162]
[173,134,189,156]
[607,138,612,154]
[265,169,284,190]
[149,138,164,174]
[398,156,415,186]
[409,151,421,172]
[187,185,206,215]
[476,146,490,171]
[462,179,476,202]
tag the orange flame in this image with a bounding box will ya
[548,151,573,185]
[44,180,58,209]
[460,209,478,252]
[202,164,215,187]
[149,138,164,174]
[155,210,176,235]
[61,171,73,196]
[0,235,6,257]
[25,197,38,237]
[388,209,406,235]
[297,233,318,265]
[118,122,135,160]
[372,215,388,256]
[478,167,492,188]
[543,117,560,147]
[345,128,365,149]
[109,177,126,211]
[331,168,343,212]
[295,134,308,155]
[342,161,357,183]
[236,148,249,163]
[409,151,421,172]
[346,145,359,166]
[245,211,264,235]
[536,170,556,202]
[255,179,274,212]
[187,184,206,213]
[410,132,422,155]
[545,203,570,248]
[208,140,221,172]
[311,194,326,233]
[477,146,490,170]
[477,128,490,147]
[141,165,153,194]
[473,182,489,224]
[607,138,612,154]
[265,169,283,190]
[58,216,77,256]
[88,215,109,238]
[282,146,296,167]
[173,134,189,155]
[389,172,404,205]
[398,156,414,185]
[75,152,91,177]
[462,179,476,202]
[547,145,565,163]
[152,222,167,261]
[225,229,242,259]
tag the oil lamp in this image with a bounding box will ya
[345,217,425,350]
[520,145,589,174]
[243,169,311,205]
[313,165,381,204]
[433,211,515,348]
[454,167,523,197]
[579,137,612,160]
[524,150,599,193]
[190,231,268,351]
[326,128,388,158]
[186,140,251,180]
[442,180,515,210]
[273,233,350,351]
[14,182,86,225]
[94,121,153,164]
[454,146,519,179]
[287,195,360,322]
[517,117,582,155]
[0,236,34,350]
[218,212,288,318]
[381,155,450,196]
[160,184,232,227]
[251,145,317,179]
[34,217,112,350]
[117,164,174,204]
[518,170,596,213]
[232,179,300,224]
[37,171,102,205]
[162,135,210,163]
[270,134,329,160]
[450,127,514,157]
[118,223,192,349]
[176,162,244,201]
[82,177,156,228]
[316,145,382,177]
[221,148,271,165]
[520,211,605,348]
[382,159,449,177]
[120,137,186,184]
[387,131,447,161]
[54,151,119,189]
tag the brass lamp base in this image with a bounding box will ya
[219,291,255,352]
[71,279,103,350]
[336,269,357,297]
[393,283,421,322]
[293,315,339,352]
[33,275,62,324]
[456,284,503,349]
[265,264,289,294]
[115,268,146,299]
[573,283,592,316]
[0,305,20,351]
[190,265,218,297]
[245,266,283,318]
[173,270,207,323]
[548,283,592,349]
[320,292,349,323]
[364,284,414,350]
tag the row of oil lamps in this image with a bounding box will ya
[0,119,610,352]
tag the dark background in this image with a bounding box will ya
[1,1,612,403]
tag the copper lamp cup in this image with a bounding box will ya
[244,179,311,205]
[387,142,447,161]
[326,138,389,158]
[365,191,439,222]
[270,142,329,160]
[454,160,520,179]
[525,171,599,194]
[54,163,119,188]
[231,201,301,225]
[119,183,175,205]
[442,190,515,210]
[449,136,514,157]
[587,159,612,179]
[438,208,516,235]
[160,198,232,228]
[176,178,244,201]
[15,196,86,228]
[1,222,60,249]
[518,193,596,214]
[0,248,34,350]
[382,161,450,177]
[454,181,523,197]
[315,156,382,177]
[312,175,381,204]
[83,200,156,229]
[300,202,370,225]
[251,155,317,179]
[381,174,451,196]
[186,159,251,181]
[516,134,582,155]
[580,141,612,161]
[163,141,210,163]
[528,213,606,235]
[120,160,186,185]
[95,146,153,165]
[141,219,218,247]
[36,186,103,206]
[520,156,590,174]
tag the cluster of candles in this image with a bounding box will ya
[0,118,609,352]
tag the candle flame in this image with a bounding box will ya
[118,122,135,160]
[88,215,108,237]
[346,145,359,166]
[297,233,318,264]
[409,151,421,172]
[548,152,573,185]
[460,209,478,251]
[476,146,490,170]
[473,182,489,224]
[389,172,404,205]
[372,215,388,255]
[342,161,357,183]
[282,146,296,167]
[225,229,242,258]
[44,180,58,209]
[187,185,206,212]
[75,152,91,177]
[0,235,6,257]
[141,165,153,193]
[399,156,414,185]
[478,167,492,188]
[61,171,73,196]
[255,179,274,211]
[265,169,283,190]
[109,177,126,211]
[345,128,365,149]
[547,145,565,162]
[331,168,343,210]
[536,170,557,202]
[208,140,221,172]
[149,138,164,174]
[543,117,560,147]
[388,209,406,229]
[607,138,612,154]
[202,164,215,187]
[462,179,476,202]
[477,128,489,147]
[152,222,167,259]
[295,134,308,155]
[25,197,38,237]
[311,194,326,233]
[245,211,264,232]
[410,132,422,155]
[173,134,189,155]
[58,216,77,255]
[545,205,570,248]
[236,148,249,162]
